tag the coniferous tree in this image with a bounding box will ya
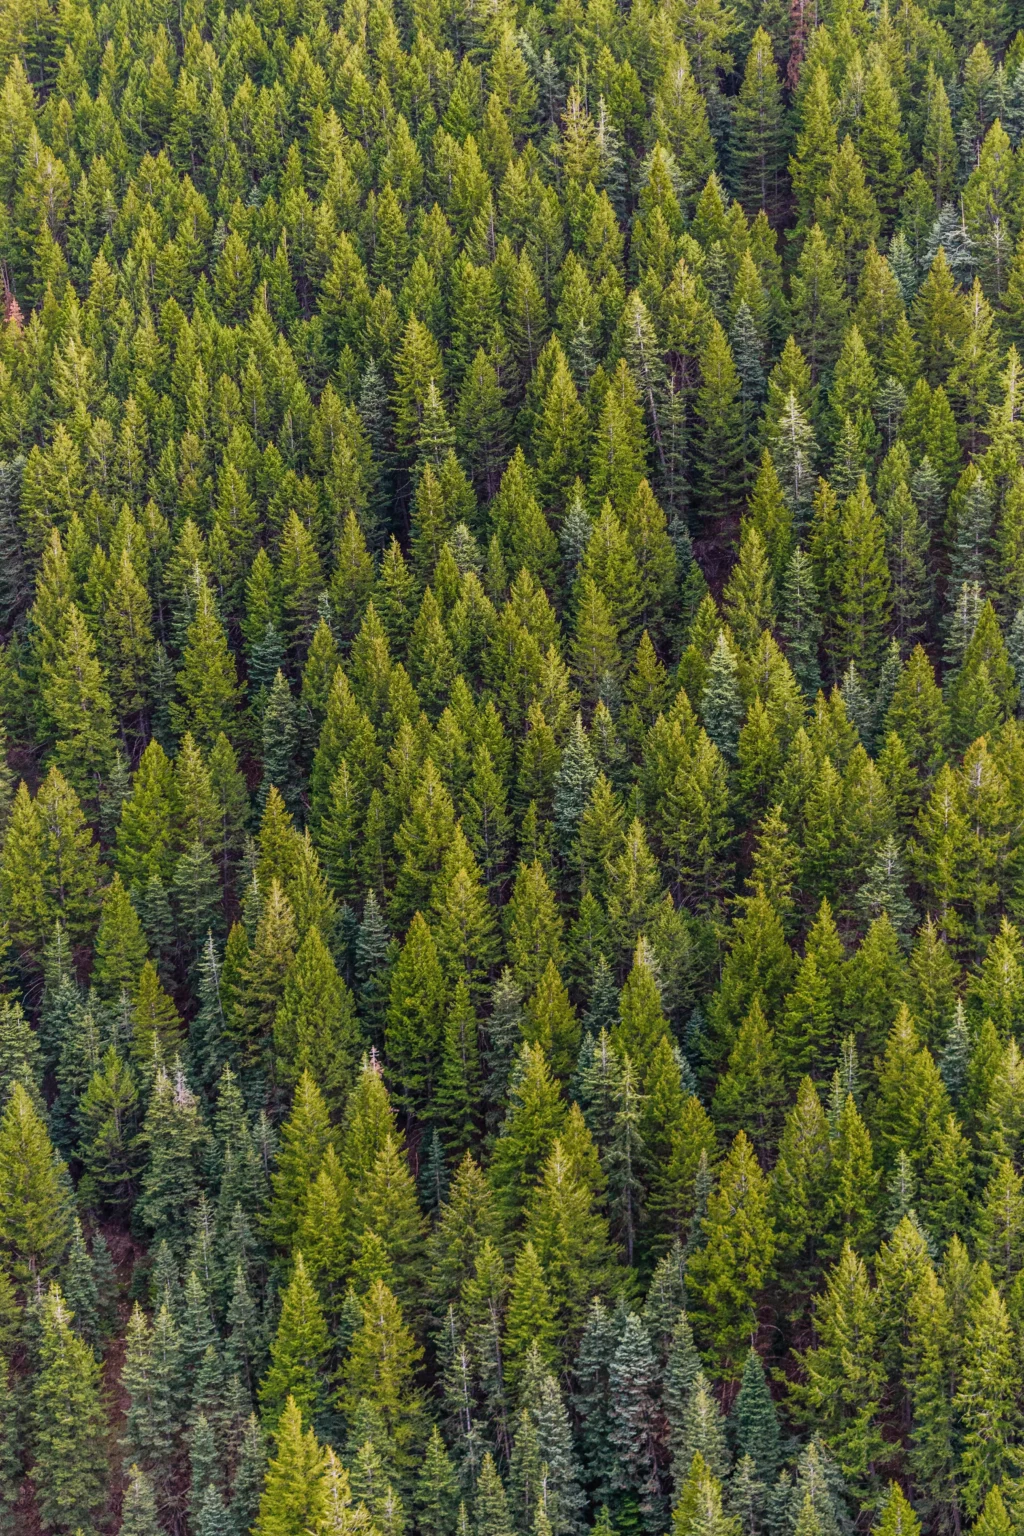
[121,1465,162,1536]
[260,1253,331,1431]
[256,1397,327,1536]
[0,1361,18,1536]
[731,1349,781,1485]
[0,1082,70,1291]
[792,1244,885,1491]
[687,1133,775,1377]
[31,1284,108,1534]
[6,7,1024,1528]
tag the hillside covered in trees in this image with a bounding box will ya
[7,0,1024,1528]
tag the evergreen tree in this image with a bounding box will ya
[0,1360,17,1536]
[414,1426,461,1536]
[695,323,746,515]
[0,1082,70,1292]
[42,602,117,802]
[121,1464,162,1536]
[687,1133,775,1377]
[275,927,361,1110]
[675,1370,730,1486]
[137,1066,209,1258]
[608,1313,664,1531]
[260,1253,331,1431]
[31,1284,108,1533]
[671,1453,739,1536]
[731,1348,781,1485]
[338,1279,425,1480]
[733,31,787,223]
[791,1245,885,1491]
[954,1281,1021,1514]
[171,578,244,750]
[702,634,745,761]
[256,1397,327,1536]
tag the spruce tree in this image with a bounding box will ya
[0,1361,18,1536]
[701,634,745,761]
[687,1133,775,1377]
[120,1466,161,1536]
[0,1082,70,1292]
[256,1397,327,1536]
[260,1253,331,1431]
[954,1281,1021,1515]
[731,1349,781,1485]
[31,1284,108,1534]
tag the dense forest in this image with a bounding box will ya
[8,0,1024,1528]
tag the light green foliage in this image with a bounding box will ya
[3,4,1024,1528]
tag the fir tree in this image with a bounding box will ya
[687,1133,775,1377]
[702,635,745,761]
[731,1348,781,1485]
[256,1397,327,1536]
[0,1082,70,1292]
[31,1284,108,1533]
[260,1252,331,1431]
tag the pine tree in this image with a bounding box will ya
[274,927,361,1111]
[777,948,836,1084]
[695,323,746,515]
[0,1356,17,1535]
[675,1369,730,1487]
[121,1464,161,1536]
[778,548,822,696]
[791,227,850,381]
[768,392,818,526]
[260,1253,331,1431]
[31,1283,108,1533]
[338,1279,424,1480]
[523,1120,615,1340]
[137,1066,209,1258]
[503,1241,559,1398]
[349,1130,426,1306]
[954,1281,1021,1515]
[732,31,787,222]
[686,1133,775,1377]
[385,912,446,1117]
[42,601,117,802]
[553,715,598,861]
[233,1415,268,1535]
[259,670,300,815]
[415,1426,461,1536]
[1,769,102,955]
[58,1218,102,1351]
[671,1453,739,1536]
[171,577,244,749]
[790,67,838,229]
[731,1348,781,1485]
[713,1001,786,1158]
[701,634,744,761]
[256,1397,327,1536]
[810,488,878,687]
[476,1453,513,1536]
[266,1070,335,1254]
[189,1412,223,1524]
[0,1081,70,1292]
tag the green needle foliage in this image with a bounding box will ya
[1,3,1024,1531]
